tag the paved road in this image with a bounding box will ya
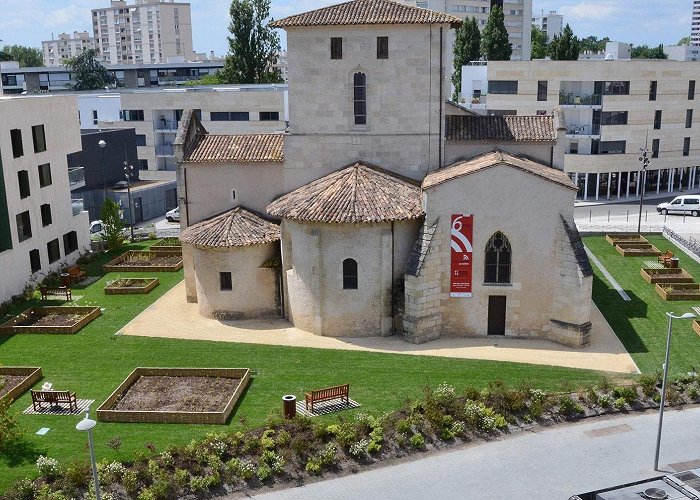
[243,407,700,500]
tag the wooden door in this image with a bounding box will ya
[487,296,506,335]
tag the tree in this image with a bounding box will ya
[480,5,511,61]
[452,17,481,101]
[0,44,43,67]
[678,36,691,46]
[578,35,608,53]
[183,73,224,86]
[531,25,548,59]
[548,24,580,61]
[65,49,115,90]
[101,198,124,250]
[219,0,282,84]
[631,44,667,59]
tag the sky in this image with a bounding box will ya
[0,0,694,57]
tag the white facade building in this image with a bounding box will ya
[0,95,91,302]
[664,44,700,62]
[92,0,193,65]
[531,10,562,41]
[42,32,95,67]
[692,0,700,46]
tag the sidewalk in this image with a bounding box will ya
[575,187,700,207]
[247,407,700,500]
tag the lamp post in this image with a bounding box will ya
[76,413,101,500]
[654,311,696,471]
[637,144,650,234]
[98,139,107,202]
[123,161,134,241]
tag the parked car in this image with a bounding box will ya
[656,195,700,216]
[89,220,105,235]
[166,206,180,222]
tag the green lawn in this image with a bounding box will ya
[584,234,700,375]
[0,241,614,492]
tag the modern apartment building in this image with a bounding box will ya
[91,0,193,65]
[0,95,90,302]
[692,0,700,46]
[460,60,700,201]
[42,32,95,67]
[531,10,563,41]
[399,0,532,61]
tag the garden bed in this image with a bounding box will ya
[614,243,661,257]
[97,367,250,424]
[0,367,42,402]
[654,283,700,301]
[149,237,182,253]
[104,277,160,295]
[606,233,648,246]
[103,250,183,272]
[640,267,694,284]
[0,306,101,335]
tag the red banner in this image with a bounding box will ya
[450,214,473,297]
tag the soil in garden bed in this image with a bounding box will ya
[15,313,85,327]
[113,376,240,412]
[0,376,27,398]
[117,255,182,267]
[109,279,153,287]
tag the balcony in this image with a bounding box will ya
[155,119,177,131]
[559,93,602,107]
[68,167,85,190]
[565,124,601,137]
[71,199,85,216]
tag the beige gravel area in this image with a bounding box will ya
[120,280,639,374]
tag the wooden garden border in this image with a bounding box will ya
[104,277,160,295]
[640,268,694,284]
[615,243,661,256]
[654,283,700,301]
[96,367,250,424]
[0,307,101,335]
[606,234,648,246]
[0,367,42,402]
[103,251,183,272]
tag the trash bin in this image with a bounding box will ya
[670,257,679,269]
[282,395,296,419]
[60,273,71,287]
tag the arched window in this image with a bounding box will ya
[484,232,511,284]
[353,72,366,125]
[343,258,358,289]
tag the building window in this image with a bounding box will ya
[484,232,511,284]
[654,110,662,129]
[220,271,232,291]
[32,125,47,153]
[29,249,41,273]
[652,138,660,159]
[210,111,250,121]
[330,37,342,59]
[684,137,691,156]
[38,163,52,187]
[601,111,628,125]
[16,211,32,242]
[599,140,626,154]
[40,204,52,227]
[135,134,147,146]
[687,109,694,128]
[353,72,367,125]
[122,109,145,121]
[537,81,547,101]
[649,81,657,101]
[10,129,23,158]
[377,36,388,59]
[689,80,696,100]
[47,238,60,263]
[139,159,149,170]
[93,110,99,125]
[259,111,280,121]
[18,170,30,199]
[63,231,78,255]
[603,81,630,95]
[343,258,358,289]
[488,80,518,94]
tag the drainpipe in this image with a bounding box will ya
[391,221,395,334]
[439,27,443,168]
[183,167,189,227]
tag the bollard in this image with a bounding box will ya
[626,209,629,222]
[608,210,610,222]
[589,209,592,222]
[684,211,686,223]
[645,210,648,222]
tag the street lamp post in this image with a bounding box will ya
[98,140,107,202]
[76,413,101,500]
[637,145,650,234]
[123,161,134,241]
[654,311,696,471]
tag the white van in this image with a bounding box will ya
[657,195,700,216]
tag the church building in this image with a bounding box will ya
[175,0,593,347]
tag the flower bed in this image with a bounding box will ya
[104,277,160,295]
[606,234,648,246]
[0,306,101,335]
[0,367,42,402]
[614,243,661,257]
[654,283,700,301]
[640,268,694,284]
[149,237,182,253]
[103,250,183,272]
[97,367,250,424]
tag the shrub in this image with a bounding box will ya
[260,449,286,474]
[305,442,337,474]
[613,397,627,410]
[257,464,273,482]
[688,383,699,399]
[639,374,659,397]
[349,439,369,458]
[97,460,126,485]
[36,455,60,479]
[173,469,189,489]
[225,458,256,481]
[464,400,508,431]
[7,478,35,500]
[0,395,21,451]
[189,475,212,493]
[612,386,638,404]
[396,419,412,434]
[410,433,425,449]
[598,394,612,408]
[122,469,139,497]
[557,396,583,416]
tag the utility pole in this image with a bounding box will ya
[637,133,650,234]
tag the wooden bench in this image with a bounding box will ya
[305,384,349,412]
[31,389,77,413]
[40,286,72,302]
[67,265,87,284]
[658,250,674,267]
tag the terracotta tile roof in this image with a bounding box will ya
[267,162,423,223]
[269,0,461,28]
[422,149,576,191]
[445,115,556,143]
[180,207,280,248]
[183,134,284,163]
